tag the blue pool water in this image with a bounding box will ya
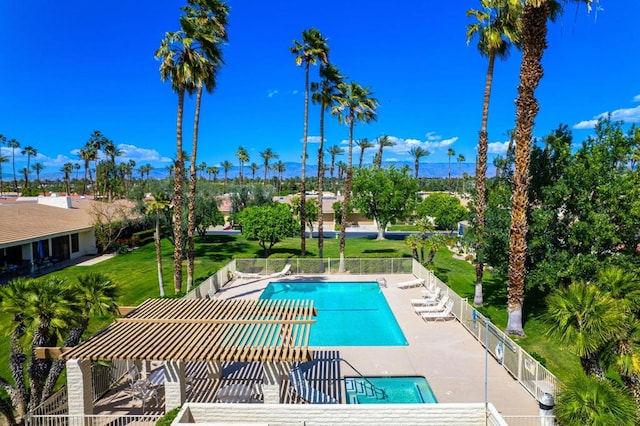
[345,376,437,404]
[259,281,407,346]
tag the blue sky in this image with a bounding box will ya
[1,0,638,179]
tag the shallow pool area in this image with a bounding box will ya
[259,281,407,346]
[345,376,437,404]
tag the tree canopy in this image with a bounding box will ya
[236,203,299,256]
[417,192,467,232]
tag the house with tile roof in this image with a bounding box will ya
[0,195,98,275]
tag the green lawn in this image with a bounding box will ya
[0,234,580,384]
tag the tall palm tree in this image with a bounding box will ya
[221,160,233,185]
[291,27,329,257]
[0,153,8,196]
[327,144,344,190]
[31,163,45,195]
[78,145,95,196]
[249,162,259,180]
[456,154,466,191]
[145,194,171,298]
[331,81,378,272]
[312,63,345,265]
[409,146,429,178]
[156,30,202,294]
[7,139,20,192]
[60,163,73,195]
[101,139,122,201]
[197,161,207,179]
[210,165,219,181]
[181,0,228,292]
[506,0,593,336]
[73,162,81,185]
[356,138,374,168]
[235,146,249,183]
[374,135,395,168]
[87,131,105,198]
[260,148,278,183]
[446,148,456,190]
[274,160,286,193]
[467,0,522,307]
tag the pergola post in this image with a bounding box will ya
[66,359,93,422]
[164,361,186,411]
[262,362,290,403]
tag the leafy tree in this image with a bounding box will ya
[332,200,352,229]
[228,183,275,221]
[236,203,299,257]
[291,196,319,240]
[417,193,467,232]
[194,188,224,236]
[351,166,418,240]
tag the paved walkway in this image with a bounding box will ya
[217,274,540,418]
[76,253,116,266]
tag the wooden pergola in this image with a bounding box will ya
[59,298,317,363]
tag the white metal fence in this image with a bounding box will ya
[26,414,162,426]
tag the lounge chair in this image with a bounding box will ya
[288,367,336,404]
[414,295,449,313]
[412,287,441,305]
[395,278,425,289]
[421,300,455,321]
[233,264,292,280]
[269,263,291,278]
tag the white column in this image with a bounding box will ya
[164,361,186,411]
[262,362,290,404]
[67,359,93,420]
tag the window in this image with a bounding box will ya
[71,233,79,253]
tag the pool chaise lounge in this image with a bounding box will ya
[233,264,292,280]
[411,287,441,305]
[288,367,337,404]
[414,295,450,313]
[395,277,425,289]
[420,300,455,321]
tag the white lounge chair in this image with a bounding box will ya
[420,283,438,296]
[414,295,449,313]
[288,367,336,404]
[233,264,291,280]
[396,278,425,289]
[421,300,455,321]
[413,287,441,304]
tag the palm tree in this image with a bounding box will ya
[409,146,429,178]
[145,194,171,298]
[0,153,8,196]
[235,146,249,183]
[446,148,456,190]
[506,0,593,336]
[7,139,20,192]
[87,131,105,198]
[156,30,202,294]
[221,160,233,185]
[356,138,374,168]
[260,148,278,183]
[197,161,207,179]
[312,63,345,265]
[60,163,73,195]
[467,0,522,307]
[274,160,286,193]
[456,154,466,191]
[327,144,344,190]
[73,162,81,185]
[180,0,228,292]
[32,163,45,195]
[78,145,95,196]
[249,162,259,180]
[331,80,378,272]
[20,167,28,190]
[291,27,330,257]
[210,165,219,181]
[374,135,395,168]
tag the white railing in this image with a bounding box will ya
[413,259,562,403]
[26,414,162,426]
[234,257,413,275]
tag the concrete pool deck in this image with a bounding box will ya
[215,273,540,418]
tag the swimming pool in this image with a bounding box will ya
[345,376,437,404]
[259,281,407,346]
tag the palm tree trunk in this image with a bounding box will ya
[186,83,203,292]
[474,52,496,307]
[0,396,17,426]
[173,89,186,295]
[506,1,548,337]
[42,325,85,401]
[300,64,309,257]
[155,215,165,297]
[317,102,326,273]
[338,120,354,272]
[7,319,27,417]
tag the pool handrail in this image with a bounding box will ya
[333,358,387,401]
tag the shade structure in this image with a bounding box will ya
[61,298,316,363]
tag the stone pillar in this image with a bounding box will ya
[67,359,93,422]
[262,362,290,404]
[164,361,186,411]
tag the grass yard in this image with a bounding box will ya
[0,233,580,386]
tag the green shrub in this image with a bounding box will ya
[131,229,155,247]
[157,407,181,426]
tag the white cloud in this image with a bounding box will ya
[573,105,640,130]
[487,141,510,154]
[633,94,640,102]
[43,154,74,168]
[305,136,324,144]
[117,144,172,163]
[267,90,279,98]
